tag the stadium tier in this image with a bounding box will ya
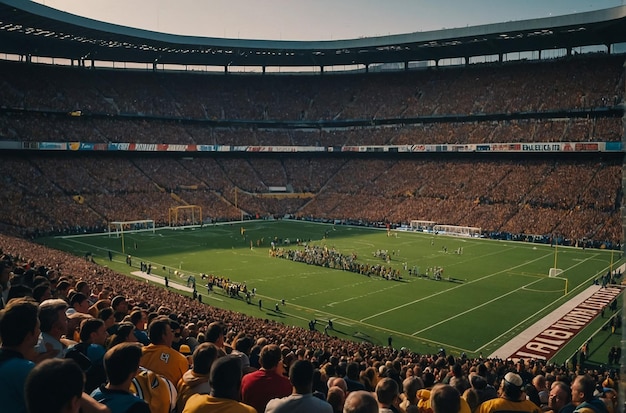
[0,51,623,246]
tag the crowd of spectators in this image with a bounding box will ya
[0,53,623,147]
[0,153,621,247]
[0,53,623,248]
[3,53,621,120]
[0,233,620,413]
[0,112,622,145]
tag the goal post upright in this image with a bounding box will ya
[168,205,203,228]
[108,219,155,254]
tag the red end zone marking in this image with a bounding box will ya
[509,286,622,360]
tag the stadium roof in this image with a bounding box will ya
[0,0,625,68]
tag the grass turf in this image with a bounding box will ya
[40,220,623,365]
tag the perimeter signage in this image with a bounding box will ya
[2,141,621,153]
[510,286,622,360]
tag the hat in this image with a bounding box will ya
[602,378,614,389]
[179,344,192,355]
[504,372,523,388]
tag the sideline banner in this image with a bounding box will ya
[503,286,622,361]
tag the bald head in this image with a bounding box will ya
[343,391,378,413]
[329,376,348,394]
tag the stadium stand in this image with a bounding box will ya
[0,52,623,247]
[0,3,623,411]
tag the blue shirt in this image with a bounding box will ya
[0,349,35,413]
[91,385,150,413]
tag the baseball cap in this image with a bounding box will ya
[504,372,523,388]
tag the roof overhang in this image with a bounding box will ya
[0,0,625,67]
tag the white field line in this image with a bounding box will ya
[486,285,603,359]
[360,250,554,323]
[411,277,545,336]
[476,260,606,352]
[411,253,599,337]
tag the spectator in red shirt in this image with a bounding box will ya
[240,344,291,413]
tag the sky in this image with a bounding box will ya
[32,0,625,41]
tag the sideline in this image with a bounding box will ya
[131,271,193,293]
[130,271,223,302]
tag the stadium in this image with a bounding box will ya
[0,0,624,411]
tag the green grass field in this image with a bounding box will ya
[40,220,623,366]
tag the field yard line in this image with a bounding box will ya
[410,277,545,335]
[60,237,110,253]
[410,252,600,338]
[475,258,610,354]
[486,285,604,359]
[359,251,553,323]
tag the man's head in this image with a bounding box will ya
[327,386,346,413]
[148,316,174,346]
[329,376,348,394]
[430,384,461,413]
[32,283,52,303]
[210,355,242,400]
[260,344,283,370]
[571,374,595,405]
[70,292,90,314]
[532,374,547,390]
[108,322,138,347]
[104,343,143,386]
[501,372,524,401]
[346,361,360,380]
[235,336,254,355]
[55,280,70,299]
[206,321,225,346]
[39,298,69,339]
[343,390,379,413]
[79,318,108,346]
[549,381,572,412]
[130,310,145,329]
[75,281,90,297]
[376,377,400,408]
[25,359,84,413]
[289,359,315,394]
[192,342,219,375]
[0,297,40,349]
[403,376,424,403]
[111,295,128,320]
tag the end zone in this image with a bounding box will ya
[489,285,623,360]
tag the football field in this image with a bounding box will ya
[41,220,623,363]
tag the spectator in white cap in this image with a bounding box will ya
[477,372,541,413]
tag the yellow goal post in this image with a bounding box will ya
[168,205,202,228]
